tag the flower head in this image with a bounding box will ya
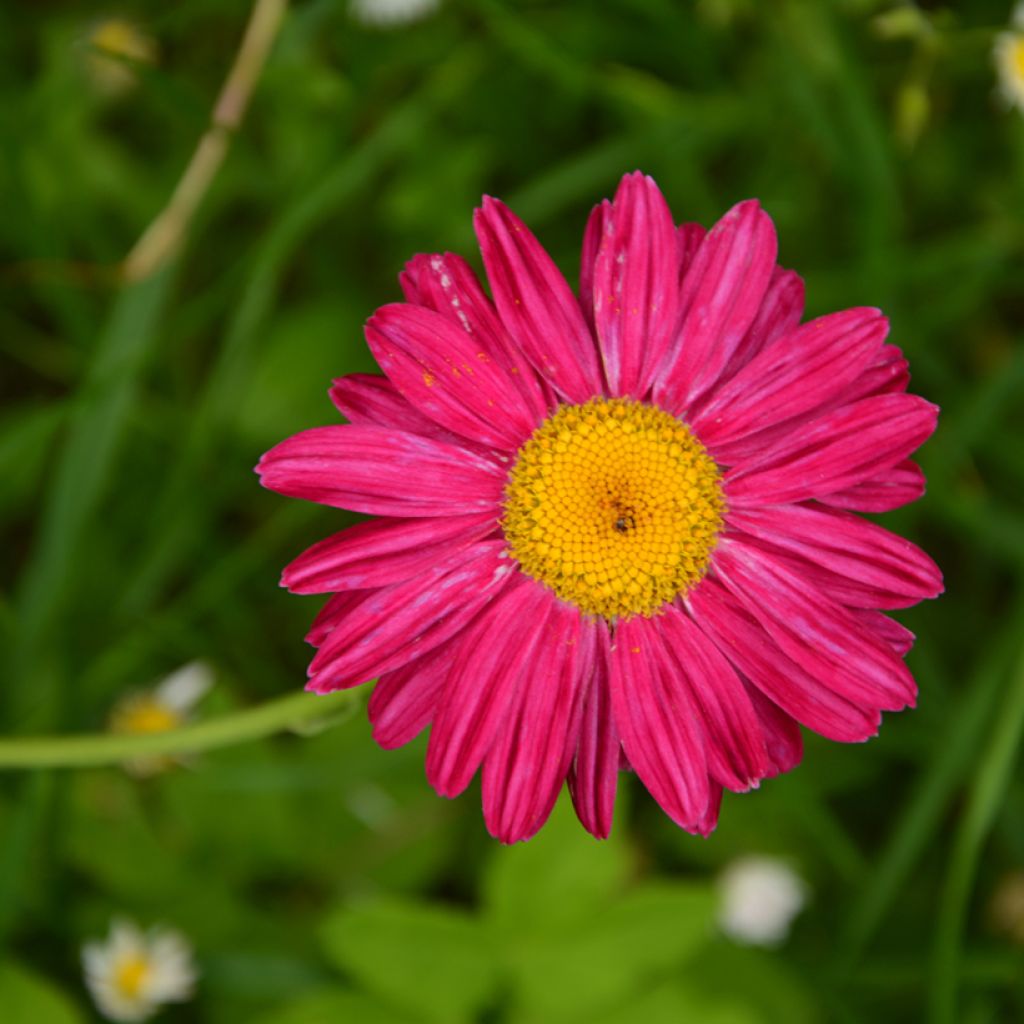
[349,0,439,29]
[82,919,196,1022]
[717,855,807,946]
[257,171,942,843]
[82,18,157,98]
[109,662,213,776]
[995,3,1024,112]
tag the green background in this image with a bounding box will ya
[2,0,1023,1021]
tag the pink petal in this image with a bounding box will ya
[257,425,505,517]
[653,200,778,414]
[609,616,710,830]
[568,621,619,840]
[695,782,724,837]
[306,590,367,647]
[426,576,553,798]
[675,222,707,281]
[579,200,610,330]
[591,172,680,397]
[819,459,926,512]
[727,504,943,609]
[716,266,805,384]
[474,197,603,402]
[399,253,549,424]
[851,609,915,657]
[481,605,594,843]
[366,304,537,449]
[686,577,881,742]
[725,394,938,506]
[744,683,803,777]
[306,541,514,692]
[658,606,771,791]
[694,308,888,449]
[282,512,497,594]
[712,539,916,712]
[369,644,452,749]
[329,373,462,443]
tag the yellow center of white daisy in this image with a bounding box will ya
[110,696,182,735]
[502,397,725,619]
[113,953,152,999]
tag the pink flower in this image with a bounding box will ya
[257,172,942,843]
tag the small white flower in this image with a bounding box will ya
[349,0,440,29]
[995,3,1024,113]
[82,919,196,1022]
[716,855,807,947]
[109,662,213,776]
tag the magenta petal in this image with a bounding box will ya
[675,222,707,282]
[426,577,553,798]
[282,512,497,594]
[744,683,804,777]
[819,459,926,513]
[579,200,610,330]
[329,373,464,444]
[694,308,888,449]
[610,616,710,830]
[713,539,916,712]
[591,172,680,398]
[728,504,943,609]
[481,604,594,844]
[474,196,603,402]
[365,304,537,449]
[659,607,771,791]
[695,783,724,837]
[654,199,777,414]
[568,620,618,839]
[852,608,915,657]
[369,645,451,750]
[306,590,367,647]
[399,252,549,423]
[687,577,881,742]
[725,394,938,506]
[257,424,504,517]
[306,541,514,692]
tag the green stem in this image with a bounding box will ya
[0,690,358,770]
[928,636,1024,1024]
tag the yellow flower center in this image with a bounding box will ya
[1014,37,1024,80]
[502,398,725,619]
[110,696,182,735]
[114,953,151,999]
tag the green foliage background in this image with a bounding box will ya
[2,0,1023,1021]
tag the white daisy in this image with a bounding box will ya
[82,919,196,1022]
[995,3,1024,112]
[716,855,808,947]
[349,0,440,29]
[109,662,213,776]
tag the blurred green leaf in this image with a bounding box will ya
[0,961,85,1024]
[253,987,420,1024]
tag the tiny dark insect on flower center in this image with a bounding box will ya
[501,397,726,619]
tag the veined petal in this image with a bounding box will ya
[369,644,452,749]
[659,606,771,791]
[481,604,594,843]
[399,252,548,423]
[579,200,610,330]
[654,200,777,414]
[852,608,916,657]
[282,512,497,594]
[591,172,680,397]
[819,459,926,512]
[713,539,916,712]
[426,576,553,798]
[675,222,707,282]
[694,308,888,449]
[728,504,943,609]
[307,541,515,692]
[257,425,505,517]
[744,683,803,777]
[475,196,603,402]
[568,620,618,839]
[366,303,537,449]
[725,394,938,506]
[306,590,367,647]
[687,577,881,742]
[610,616,710,830]
[329,373,462,443]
